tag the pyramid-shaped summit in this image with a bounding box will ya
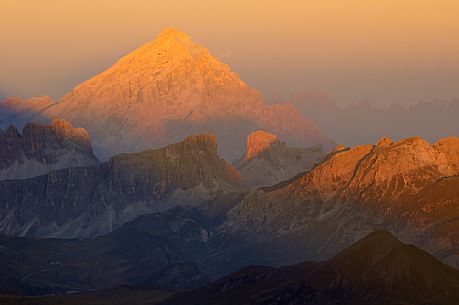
[149,27,197,48]
[39,28,334,160]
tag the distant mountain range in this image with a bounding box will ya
[280,90,459,146]
[0,29,334,161]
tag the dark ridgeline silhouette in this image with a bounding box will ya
[2,231,459,305]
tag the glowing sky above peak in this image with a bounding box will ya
[1,0,458,106]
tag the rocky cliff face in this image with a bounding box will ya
[0,119,98,180]
[234,130,325,188]
[220,135,459,270]
[244,130,279,161]
[0,134,244,238]
[2,29,334,161]
[342,136,458,203]
[1,134,459,299]
[434,136,459,172]
[110,134,242,193]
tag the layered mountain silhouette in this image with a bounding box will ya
[160,231,459,305]
[0,119,98,180]
[0,206,212,295]
[283,89,459,147]
[221,135,459,271]
[234,130,325,188]
[1,24,457,305]
[0,134,244,238]
[1,134,459,288]
[2,231,459,305]
[0,29,334,161]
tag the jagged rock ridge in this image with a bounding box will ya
[221,135,459,270]
[234,130,325,188]
[0,135,459,302]
[0,119,98,180]
[0,134,245,238]
[244,130,280,160]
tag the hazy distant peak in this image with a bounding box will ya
[15,27,334,161]
[1,95,54,105]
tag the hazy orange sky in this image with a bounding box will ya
[1,0,458,106]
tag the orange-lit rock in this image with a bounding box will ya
[245,130,279,161]
[235,130,325,188]
[10,28,334,160]
[225,135,459,269]
[434,136,459,173]
[376,136,393,148]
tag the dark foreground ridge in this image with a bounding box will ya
[1,231,459,305]
[159,230,459,305]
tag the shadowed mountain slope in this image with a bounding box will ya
[3,231,458,305]
[0,119,98,180]
[160,231,459,305]
[0,134,245,238]
[234,130,325,188]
